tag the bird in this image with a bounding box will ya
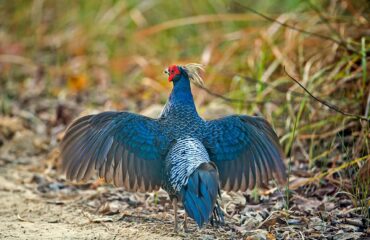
[60,63,286,231]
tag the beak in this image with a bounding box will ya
[168,73,175,82]
[164,68,173,82]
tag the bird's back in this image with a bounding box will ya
[159,98,205,140]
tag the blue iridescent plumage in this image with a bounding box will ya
[60,64,286,230]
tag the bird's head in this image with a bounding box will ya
[165,65,182,82]
[164,63,204,86]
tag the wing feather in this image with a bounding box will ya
[204,115,286,191]
[60,111,167,192]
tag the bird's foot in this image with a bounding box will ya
[183,223,188,232]
[183,212,188,232]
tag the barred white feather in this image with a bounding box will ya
[165,137,210,192]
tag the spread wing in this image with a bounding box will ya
[203,115,286,192]
[60,111,168,192]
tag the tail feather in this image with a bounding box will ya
[181,163,219,228]
[183,187,202,224]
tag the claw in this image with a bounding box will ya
[183,212,188,232]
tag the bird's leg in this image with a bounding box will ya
[183,212,188,232]
[172,198,178,232]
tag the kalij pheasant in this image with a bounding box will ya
[60,63,286,230]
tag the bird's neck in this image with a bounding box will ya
[161,74,201,123]
[170,75,195,105]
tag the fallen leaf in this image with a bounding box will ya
[67,74,88,92]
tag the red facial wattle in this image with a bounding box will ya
[168,65,180,82]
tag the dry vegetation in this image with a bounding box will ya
[0,0,369,239]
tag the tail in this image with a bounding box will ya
[180,162,219,228]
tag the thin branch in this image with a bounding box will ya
[193,75,307,105]
[284,67,369,122]
[194,83,263,104]
[233,2,360,54]
[195,71,368,123]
